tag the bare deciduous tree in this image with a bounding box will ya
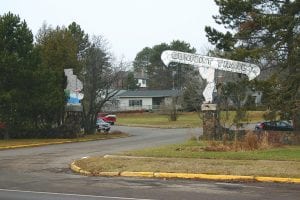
[80,36,123,134]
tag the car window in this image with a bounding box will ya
[276,121,291,127]
[276,121,282,126]
[277,121,288,126]
[266,122,275,126]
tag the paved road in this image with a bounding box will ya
[0,126,299,200]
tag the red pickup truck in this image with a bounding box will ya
[97,113,116,125]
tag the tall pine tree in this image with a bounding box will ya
[133,40,196,90]
[0,12,34,137]
[205,0,300,131]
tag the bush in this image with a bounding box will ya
[243,132,259,150]
[203,141,232,151]
[218,126,246,141]
[203,130,300,152]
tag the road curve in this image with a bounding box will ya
[0,126,299,200]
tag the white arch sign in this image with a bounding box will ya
[161,50,260,103]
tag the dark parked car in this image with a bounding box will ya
[255,121,294,131]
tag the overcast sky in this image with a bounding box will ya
[1,0,221,62]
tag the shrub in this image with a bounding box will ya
[243,132,259,150]
[203,130,300,152]
[203,140,232,151]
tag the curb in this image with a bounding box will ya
[70,161,91,175]
[121,171,155,178]
[1,141,73,150]
[70,162,300,184]
[0,135,128,150]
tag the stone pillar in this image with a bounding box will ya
[201,103,217,140]
[63,105,83,138]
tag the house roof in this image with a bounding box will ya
[118,90,181,98]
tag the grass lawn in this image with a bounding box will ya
[0,132,128,149]
[74,140,300,178]
[117,111,265,128]
[117,112,201,128]
[124,140,300,161]
[72,111,299,178]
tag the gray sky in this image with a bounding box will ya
[1,0,220,62]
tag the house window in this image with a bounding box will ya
[129,99,142,107]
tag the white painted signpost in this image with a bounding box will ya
[161,50,261,138]
[161,50,260,103]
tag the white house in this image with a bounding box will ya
[117,90,181,111]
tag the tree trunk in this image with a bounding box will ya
[293,111,300,132]
[83,110,97,135]
[3,131,9,140]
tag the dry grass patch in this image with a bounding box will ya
[74,136,300,178]
[75,156,300,178]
